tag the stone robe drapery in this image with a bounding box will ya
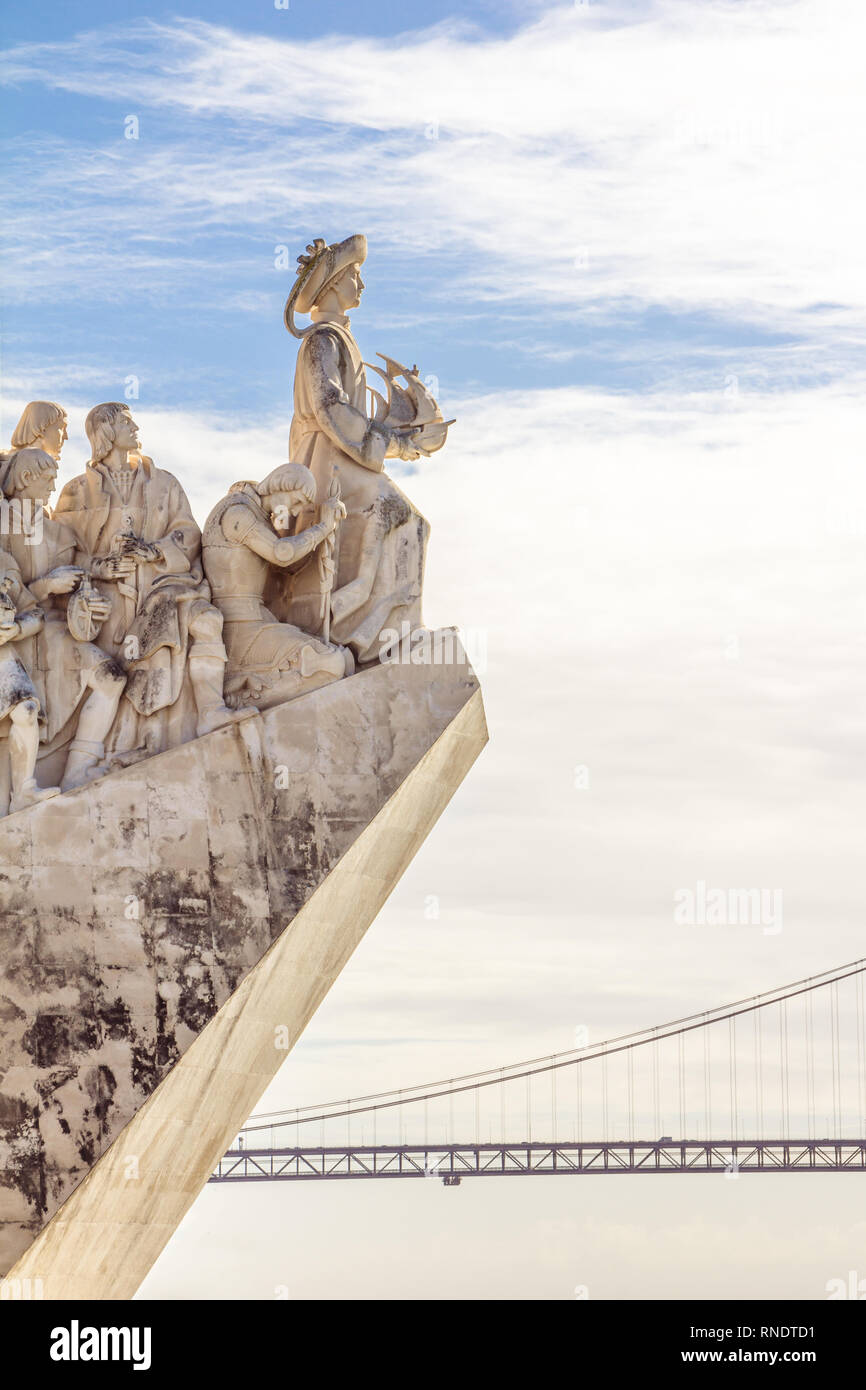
[0,552,43,727]
[287,314,430,662]
[54,458,209,754]
[2,512,114,751]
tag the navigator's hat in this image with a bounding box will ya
[284,234,367,337]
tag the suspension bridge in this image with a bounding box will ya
[211,958,866,1184]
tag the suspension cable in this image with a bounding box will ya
[243,958,866,1135]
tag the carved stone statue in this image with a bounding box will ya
[202,463,352,710]
[0,447,127,791]
[5,399,68,462]
[0,246,445,799]
[53,403,245,760]
[0,550,60,814]
[283,234,451,662]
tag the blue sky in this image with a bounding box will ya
[3,0,863,426]
[0,0,530,44]
[4,0,866,1301]
[1,0,553,417]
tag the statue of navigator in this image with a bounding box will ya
[283,234,452,662]
[202,463,352,710]
[54,402,245,758]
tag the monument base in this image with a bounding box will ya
[0,636,487,1297]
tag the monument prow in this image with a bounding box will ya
[0,236,486,1297]
[1,638,487,1297]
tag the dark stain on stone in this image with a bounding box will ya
[377,492,412,533]
[22,1010,101,1068]
[119,816,138,845]
[131,593,176,655]
[141,869,211,921]
[83,1065,116,1135]
[266,797,324,925]
[131,1043,158,1094]
[97,655,126,684]
[3,1148,47,1216]
[155,992,180,1072]
[0,995,25,1023]
[0,1093,47,1216]
[99,996,132,1041]
[0,1092,34,1128]
[0,660,35,713]
[177,975,216,1035]
[34,1065,78,1102]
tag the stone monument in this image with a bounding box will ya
[0,238,486,1299]
[282,234,450,661]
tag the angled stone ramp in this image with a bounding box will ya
[0,634,487,1297]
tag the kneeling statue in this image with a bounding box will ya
[202,463,352,711]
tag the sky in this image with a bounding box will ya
[2,0,866,1300]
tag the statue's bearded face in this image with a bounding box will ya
[267,489,309,535]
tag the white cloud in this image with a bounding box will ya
[3,0,866,362]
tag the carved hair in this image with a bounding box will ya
[10,401,66,449]
[1,448,57,497]
[85,402,131,464]
[255,463,316,503]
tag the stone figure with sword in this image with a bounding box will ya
[201,463,353,712]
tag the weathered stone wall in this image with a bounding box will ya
[0,639,485,1277]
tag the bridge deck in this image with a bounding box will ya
[210,1139,866,1182]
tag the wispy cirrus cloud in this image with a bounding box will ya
[2,0,865,370]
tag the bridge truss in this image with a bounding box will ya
[210,957,866,1184]
[212,1138,866,1184]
